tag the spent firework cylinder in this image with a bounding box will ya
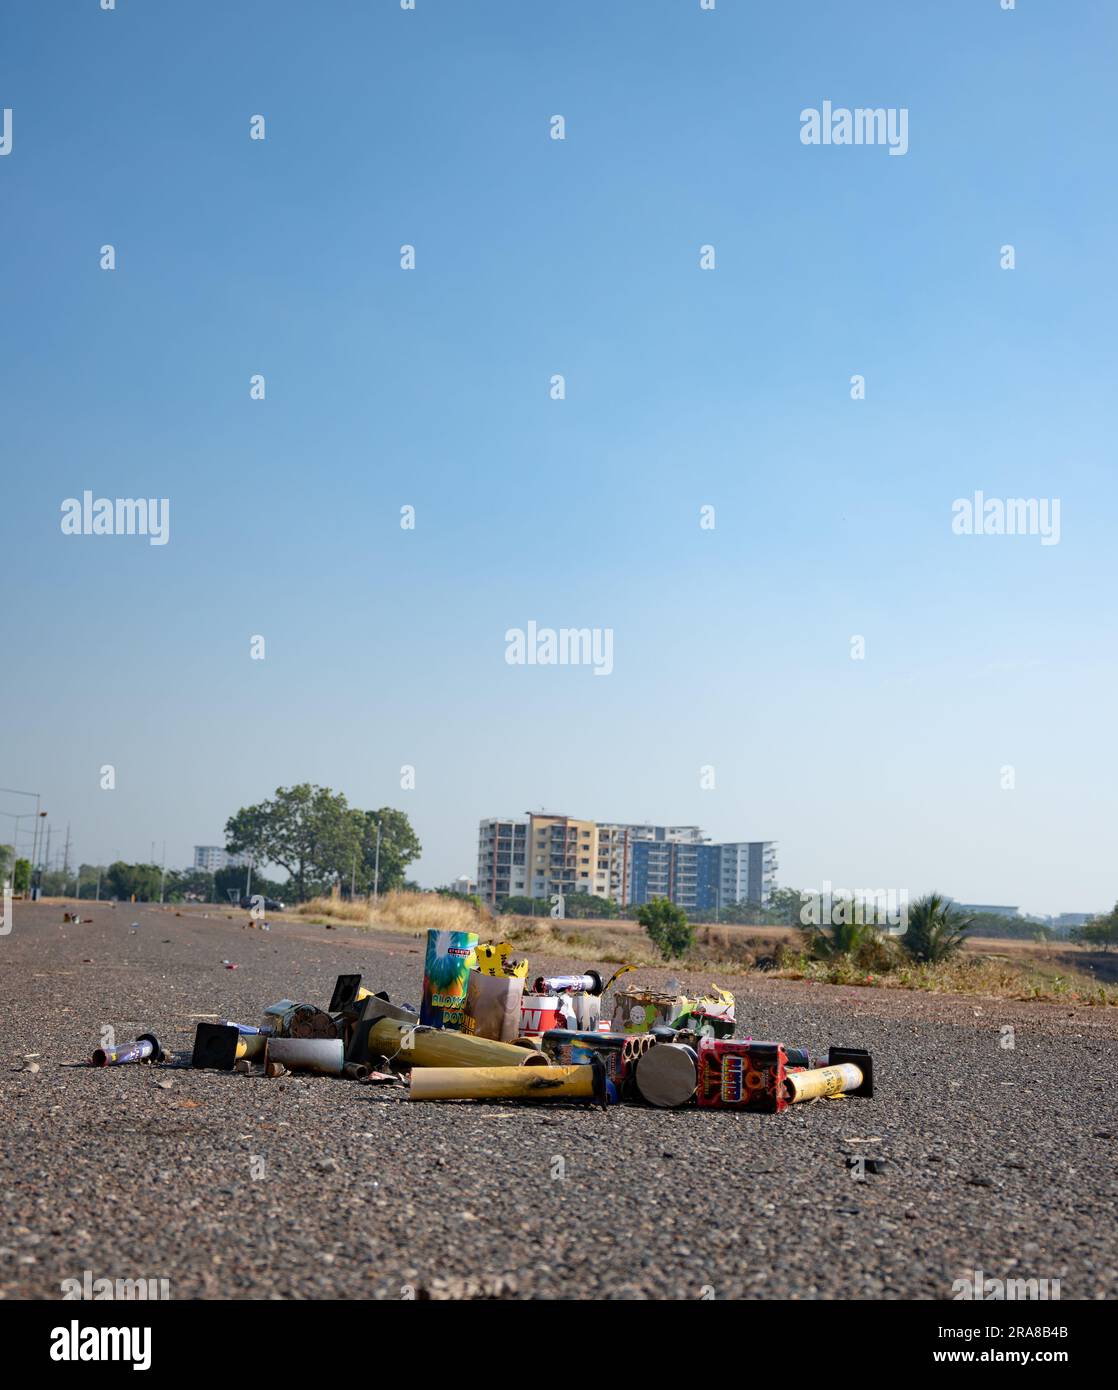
[262,1001,337,1039]
[91,1033,163,1067]
[420,929,479,1030]
[532,971,603,997]
[264,1037,345,1075]
[192,1022,266,1069]
[542,1028,627,1094]
[367,1017,549,1069]
[635,1042,698,1108]
[409,1056,607,1105]
[234,1032,267,1062]
[783,1062,864,1105]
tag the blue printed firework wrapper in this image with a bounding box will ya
[420,929,479,1030]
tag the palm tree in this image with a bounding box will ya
[901,893,973,964]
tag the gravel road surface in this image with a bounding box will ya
[2,902,1115,1300]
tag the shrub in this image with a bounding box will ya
[901,893,973,964]
[636,897,693,960]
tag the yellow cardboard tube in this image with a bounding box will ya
[367,1017,549,1069]
[234,1033,267,1062]
[784,1062,863,1104]
[409,1062,603,1103]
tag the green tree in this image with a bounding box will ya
[105,861,163,901]
[1074,905,1118,951]
[13,858,31,894]
[901,892,973,964]
[213,864,288,904]
[637,896,693,960]
[765,887,805,926]
[352,807,421,896]
[225,784,360,902]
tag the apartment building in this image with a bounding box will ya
[718,841,780,909]
[477,814,777,912]
[476,818,528,904]
[525,813,603,900]
[629,838,722,913]
[193,846,247,873]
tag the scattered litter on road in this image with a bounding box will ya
[91,1033,164,1068]
[90,946,874,1117]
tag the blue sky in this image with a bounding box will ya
[2,0,1115,913]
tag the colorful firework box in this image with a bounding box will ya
[541,1029,655,1102]
[419,929,479,1030]
[610,986,686,1034]
[697,1038,806,1113]
[519,992,600,1035]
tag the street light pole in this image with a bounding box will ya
[1,789,43,874]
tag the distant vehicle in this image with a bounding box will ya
[239,895,285,913]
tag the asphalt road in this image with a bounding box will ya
[2,902,1116,1300]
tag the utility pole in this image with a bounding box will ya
[159,841,166,904]
[373,821,382,904]
[62,822,72,878]
[95,867,101,902]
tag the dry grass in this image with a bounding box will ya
[286,896,1118,1005]
[292,890,489,934]
[772,946,1118,1005]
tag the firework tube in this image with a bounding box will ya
[783,1062,864,1105]
[531,971,603,997]
[635,1042,698,1108]
[91,1033,163,1067]
[410,1055,606,1105]
[264,1037,345,1076]
[234,1032,267,1062]
[218,1020,272,1035]
[367,1018,548,1069]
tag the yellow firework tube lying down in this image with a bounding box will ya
[784,1062,865,1104]
[409,1057,607,1105]
[366,1017,549,1069]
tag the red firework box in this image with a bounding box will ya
[697,1038,797,1113]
